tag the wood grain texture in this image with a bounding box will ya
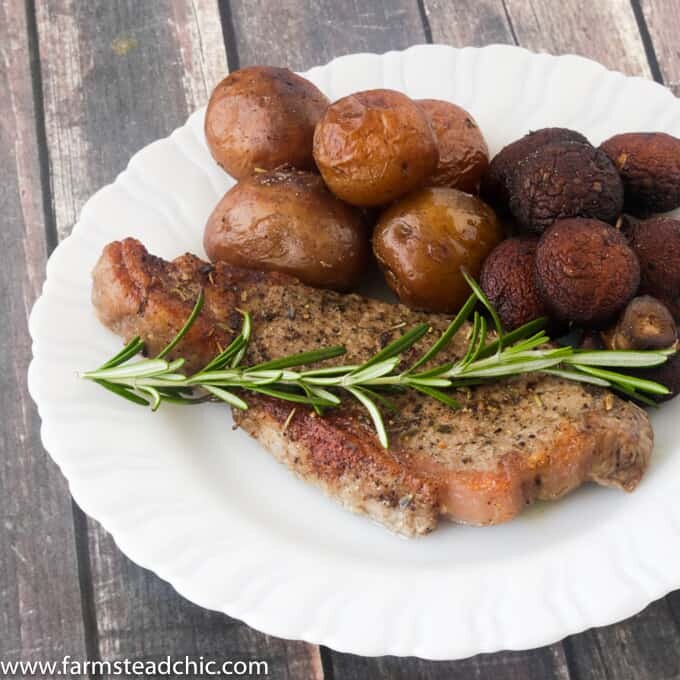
[641,1,680,94]
[504,0,651,77]
[565,600,680,680]
[0,0,88,666]
[422,0,515,45]
[330,647,572,680]
[33,1,322,676]
[228,0,426,70]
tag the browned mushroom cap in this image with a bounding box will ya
[627,217,680,321]
[535,218,640,325]
[602,296,677,350]
[480,128,589,213]
[599,132,680,216]
[509,141,624,233]
[480,236,547,330]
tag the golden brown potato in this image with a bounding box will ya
[204,168,369,290]
[313,89,438,206]
[205,66,329,179]
[373,188,503,312]
[417,99,489,193]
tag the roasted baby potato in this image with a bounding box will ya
[373,188,503,312]
[204,168,368,290]
[313,89,438,206]
[417,99,489,193]
[205,66,329,179]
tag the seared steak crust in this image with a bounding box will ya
[92,238,654,536]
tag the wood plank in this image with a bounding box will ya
[330,647,571,680]
[34,1,322,675]
[0,0,89,665]
[228,0,427,70]
[422,0,515,45]
[637,0,680,94]
[565,598,680,680]
[504,0,651,77]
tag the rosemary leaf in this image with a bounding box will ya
[250,345,346,371]
[607,381,659,407]
[406,376,452,388]
[462,269,503,340]
[84,359,171,380]
[93,379,150,406]
[230,310,252,367]
[408,294,476,372]
[358,387,398,414]
[352,323,429,373]
[573,365,670,395]
[542,368,611,387]
[203,385,248,410]
[157,289,204,359]
[200,336,247,373]
[477,318,549,359]
[346,386,388,448]
[248,385,336,407]
[99,336,144,370]
[565,350,669,368]
[138,385,162,411]
[343,357,400,385]
[410,384,461,410]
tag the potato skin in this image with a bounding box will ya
[313,89,438,206]
[417,99,489,193]
[480,237,547,330]
[600,132,680,216]
[481,128,589,213]
[626,217,680,320]
[509,141,624,233]
[205,66,329,179]
[373,188,503,313]
[204,168,368,290]
[535,218,640,325]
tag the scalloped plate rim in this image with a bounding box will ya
[27,43,680,660]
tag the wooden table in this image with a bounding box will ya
[4,1,680,677]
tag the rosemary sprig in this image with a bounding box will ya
[82,278,673,448]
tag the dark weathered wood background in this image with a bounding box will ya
[3,0,680,677]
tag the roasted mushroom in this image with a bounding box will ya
[602,296,677,350]
[417,99,489,193]
[205,66,329,179]
[534,218,640,325]
[626,216,680,320]
[509,142,624,233]
[204,168,369,291]
[480,237,547,330]
[313,89,439,206]
[480,127,589,213]
[373,188,503,313]
[599,132,680,216]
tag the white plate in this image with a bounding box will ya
[28,44,680,660]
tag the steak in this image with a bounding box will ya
[92,238,654,536]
